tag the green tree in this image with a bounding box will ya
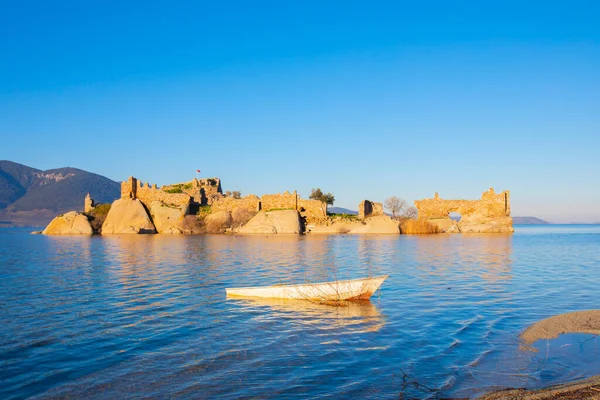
[309,188,335,212]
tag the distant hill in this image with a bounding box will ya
[0,161,120,227]
[328,207,358,215]
[513,216,550,224]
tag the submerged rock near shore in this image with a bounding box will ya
[101,198,156,234]
[42,211,93,235]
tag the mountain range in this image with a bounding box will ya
[328,207,358,215]
[512,216,550,224]
[0,160,120,227]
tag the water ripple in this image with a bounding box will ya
[0,226,599,399]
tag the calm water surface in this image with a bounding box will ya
[1,225,599,399]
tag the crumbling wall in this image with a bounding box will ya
[212,190,327,225]
[298,199,328,225]
[414,188,513,233]
[358,200,384,220]
[161,178,222,205]
[121,177,191,208]
[261,191,326,225]
[212,194,261,213]
[261,191,299,211]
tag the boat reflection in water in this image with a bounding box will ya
[230,296,385,334]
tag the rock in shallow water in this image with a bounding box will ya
[150,201,186,234]
[101,198,156,234]
[42,211,93,235]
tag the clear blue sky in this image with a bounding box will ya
[1,1,599,222]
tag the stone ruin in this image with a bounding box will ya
[358,200,384,220]
[119,176,328,226]
[84,193,95,213]
[414,188,513,233]
[121,176,224,210]
[211,190,327,225]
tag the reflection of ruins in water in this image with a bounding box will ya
[411,234,514,283]
[104,235,198,314]
[46,235,93,266]
[356,236,397,278]
[232,297,385,334]
[220,235,354,285]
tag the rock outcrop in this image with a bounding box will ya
[239,210,301,234]
[348,215,399,234]
[42,211,93,235]
[459,215,514,233]
[308,215,399,234]
[150,201,186,234]
[205,210,233,233]
[101,198,156,234]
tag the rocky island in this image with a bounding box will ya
[41,175,514,236]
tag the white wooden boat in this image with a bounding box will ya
[226,275,388,301]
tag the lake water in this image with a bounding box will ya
[1,225,599,399]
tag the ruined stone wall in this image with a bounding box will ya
[213,191,326,225]
[358,200,384,220]
[298,199,328,225]
[414,188,513,233]
[261,191,327,225]
[161,178,222,205]
[121,177,191,208]
[211,194,261,213]
[121,176,138,199]
[198,178,222,203]
[261,191,299,211]
[415,188,510,219]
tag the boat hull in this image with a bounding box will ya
[226,275,388,301]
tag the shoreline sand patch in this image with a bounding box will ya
[521,310,600,347]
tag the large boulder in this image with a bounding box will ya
[239,210,301,234]
[150,201,186,234]
[231,207,256,228]
[42,211,93,235]
[459,216,514,233]
[308,220,363,234]
[101,198,156,234]
[205,210,233,233]
[349,215,399,234]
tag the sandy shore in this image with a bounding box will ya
[479,310,600,399]
[521,310,600,348]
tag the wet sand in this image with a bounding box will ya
[521,310,600,347]
[479,310,600,399]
